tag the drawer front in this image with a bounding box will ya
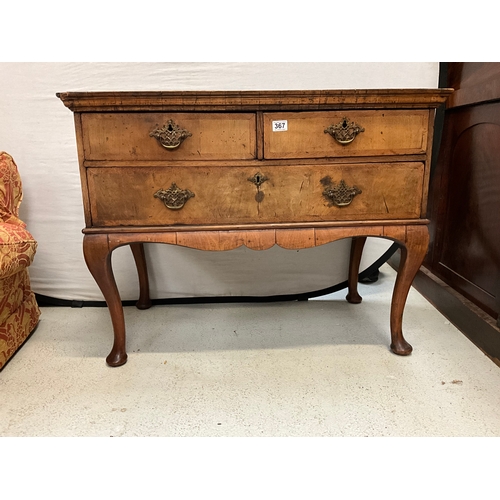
[264,110,429,159]
[87,163,424,227]
[81,113,257,161]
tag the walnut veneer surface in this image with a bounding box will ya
[58,89,452,367]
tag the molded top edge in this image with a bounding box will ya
[57,88,454,112]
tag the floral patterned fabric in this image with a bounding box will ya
[0,224,37,279]
[0,152,24,226]
[0,151,40,370]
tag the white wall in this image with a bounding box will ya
[0,62,439,301]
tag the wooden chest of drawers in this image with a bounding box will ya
[58,89,452,367]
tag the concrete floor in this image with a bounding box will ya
[1,264,500,437]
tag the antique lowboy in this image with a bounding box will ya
[57,89,452,366]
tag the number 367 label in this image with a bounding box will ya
[272,120,288,132]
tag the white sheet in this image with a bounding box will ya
[0,63,439,301]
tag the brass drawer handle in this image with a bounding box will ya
[324,117,364,145]
[154,183,195,210]
[321,177,361,207]
[150,119,192,149]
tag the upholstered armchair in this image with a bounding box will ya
[0,152,40,370]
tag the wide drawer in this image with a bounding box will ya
[87,163,424,227]
[263,110,429,159]
[81,113,257,161]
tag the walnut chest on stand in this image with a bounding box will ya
[57,89,452,367]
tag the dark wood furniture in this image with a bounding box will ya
[426,63,500,327]
[57,89,451,366]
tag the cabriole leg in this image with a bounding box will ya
[346,236,367,304]
[83,234,127,367]
[130,242,152,310]
[390,226,429,355]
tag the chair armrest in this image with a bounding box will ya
[0,223,37,278]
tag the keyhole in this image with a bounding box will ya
[248,172,267,188]
[342,119,348,128]
[167,123,174,131]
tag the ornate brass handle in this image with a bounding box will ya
[150,119,192,149]
[154,183,195,210]
[320,177,361,207]
[324,117,364,145]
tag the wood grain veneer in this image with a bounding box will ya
[58,89,452,366]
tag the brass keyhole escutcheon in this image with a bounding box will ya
[248,172,269,188]
[248,172,269,203]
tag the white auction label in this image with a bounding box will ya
[272,120,288,131]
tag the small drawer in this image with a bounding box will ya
[263,110,429,159]
[81,112,257,161]
[87,162,424,227]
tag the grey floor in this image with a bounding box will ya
[1,264,500,437]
